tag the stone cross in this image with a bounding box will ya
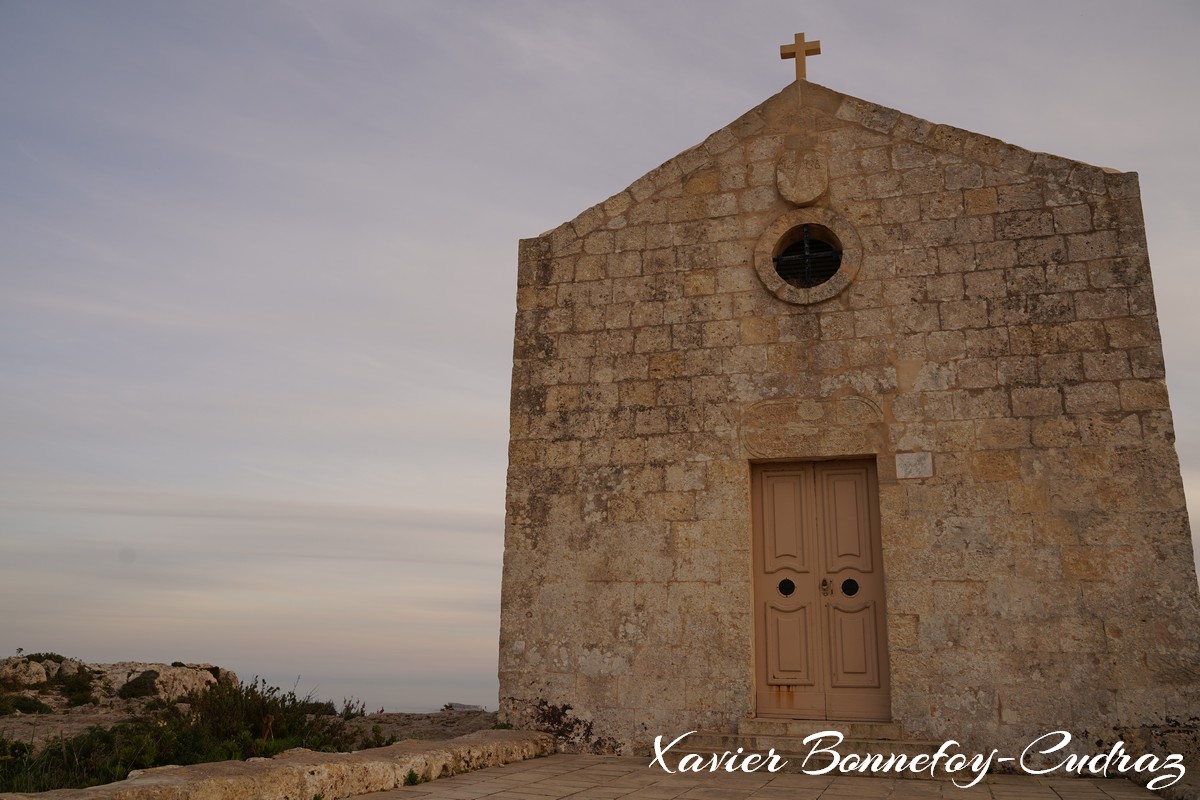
[780,32,821,80]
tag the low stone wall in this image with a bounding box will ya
[0,729,555,800]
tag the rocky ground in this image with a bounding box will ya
[1,708,498,754]
[0,654,497,753]
[340,710,498,742]
[0,654,237,751]
[1,709,135,750]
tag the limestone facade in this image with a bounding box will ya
[498,80,1200,760]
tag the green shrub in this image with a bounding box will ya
[339,698,366,720]
[404,769,422,785]
[24,653,66,664]
[296,700,336,716]
[64,691,97,707]
[55,670,98,707]
[0,678,370,792]
[117,671,159,699]
[58,671,98,710]
[355,724,398,750]
[9,695,52,714]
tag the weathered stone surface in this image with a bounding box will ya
[499,76,1200,771]
[88,662,232,703]
[0,658,236,707]
[775,148,828,206]
[895,452,934,479]
[0,730,553,800]
[0,657,241,752]
[0,660,47,687]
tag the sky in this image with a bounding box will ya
[2,1,1198,713]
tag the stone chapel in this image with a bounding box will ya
[498,36,1200,765]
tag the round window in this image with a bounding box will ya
[753,208,861,305]
[772,224,843,288]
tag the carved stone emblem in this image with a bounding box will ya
[776,149,827,206]
[739,396,885,459]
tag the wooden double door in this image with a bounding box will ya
[752,460,890,720]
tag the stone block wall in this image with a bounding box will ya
[498,80,1200,760]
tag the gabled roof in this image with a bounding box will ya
[537,79,1136,244]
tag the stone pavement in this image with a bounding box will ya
[355,754,1159,799]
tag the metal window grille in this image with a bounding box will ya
[772,225,842,288]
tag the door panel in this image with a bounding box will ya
[768,604,815,683]
[753,459,890,721]
[828,601,880,687]
[763,473,808,571]
[819,466,874,572]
